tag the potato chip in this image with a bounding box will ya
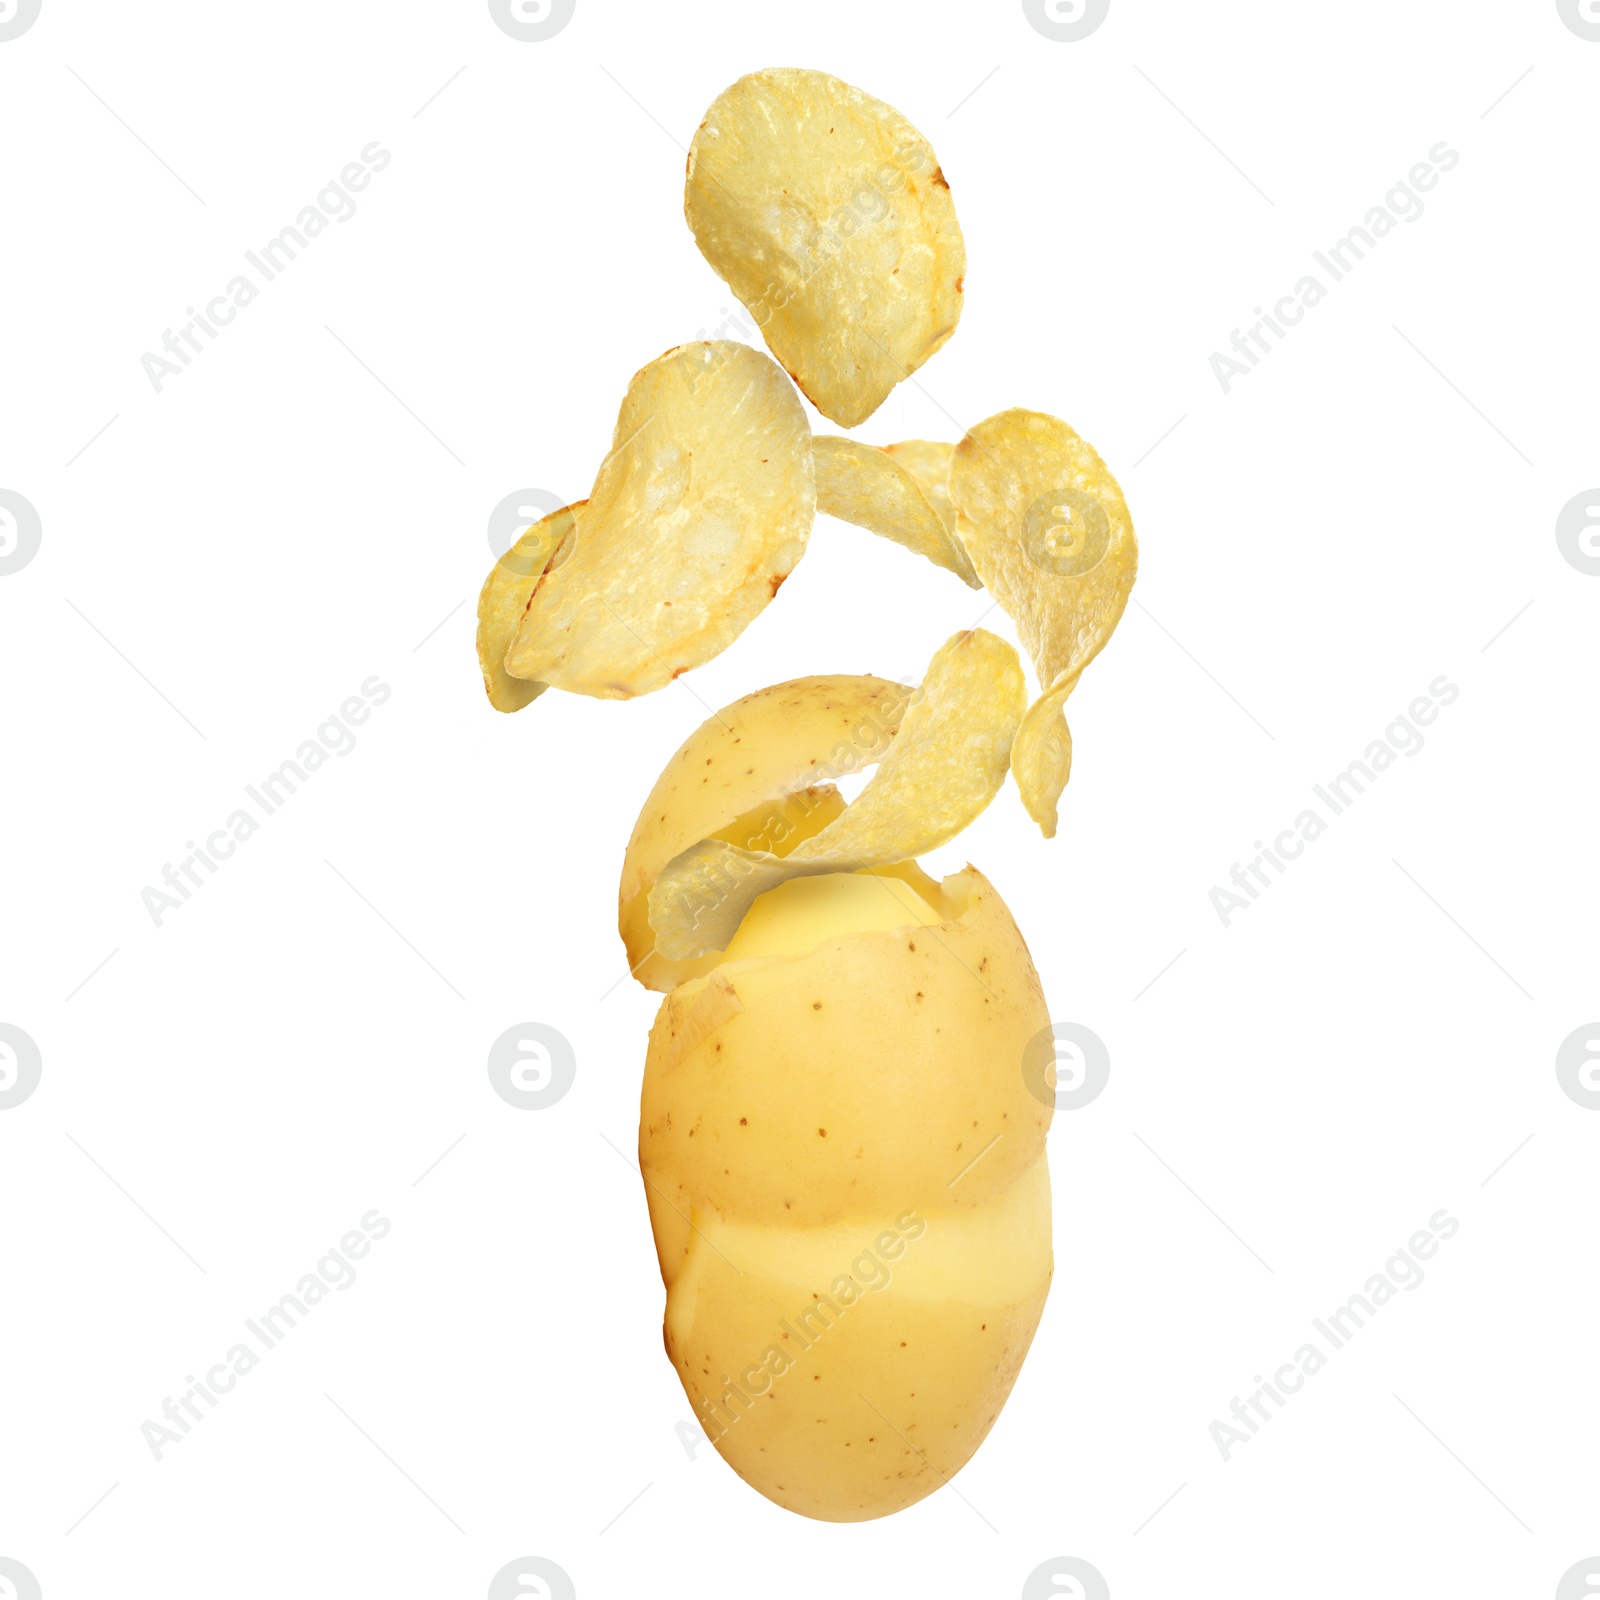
[812,436,978,586]
[475,501,582,713]
[883,439,957,533]
[947,410,1137,836]
[505,341,814,698]
[1010,673,1075,837]
[648,629,1025,960]
[685,69,966,428]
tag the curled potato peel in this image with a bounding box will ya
[647,628,1025,960]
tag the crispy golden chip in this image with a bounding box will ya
[648,629,1025,960]
[883,439,957,533]
[685,69,966,429]
[1010,674,1075,837]
[504,341,813,698]
[812,436,978,586]
[475,502,583,713]
[947,410,1137,837]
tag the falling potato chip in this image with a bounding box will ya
[1010,673,1075,837]
[947,409,1137,837]
[883,439,957,534]
[505,341,814,698]
[648,629,1025,959]
[475,501,583,713]
[813,436,979,586]
[685,69,966,429]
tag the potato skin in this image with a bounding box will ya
[618,674,910,993]
[639,865,1054,1520]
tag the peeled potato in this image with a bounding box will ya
[623,642,1053,1522]
[685,69,966,428]
[505,341,814,698]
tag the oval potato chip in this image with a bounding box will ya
[505,341,814,699]
[648,629,1025,960]
[947,409,1137,836]
[475,501,583,713]
[813,435,979,586]
[685,69,966,429]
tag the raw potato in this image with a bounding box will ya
[624,659,1054,1522]
[685,69,966,428]
[474,501,582,713]
[813,436,979,586]
[948,409,1138,835]
[505,341,814,698]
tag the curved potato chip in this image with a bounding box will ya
[475,501,583,713]
[648,629,1025,960]
[685,69,966,429]
[505,341,814,698]
[813,436,979,586]
[1010,673,1076,837]
[883,439,957,533]
[948,409,1137,836]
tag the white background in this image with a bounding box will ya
[2,2,1597,1597]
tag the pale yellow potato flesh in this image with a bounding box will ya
[640,865,1053,1521]
[505,341,813,698]
[685,69,966,428]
